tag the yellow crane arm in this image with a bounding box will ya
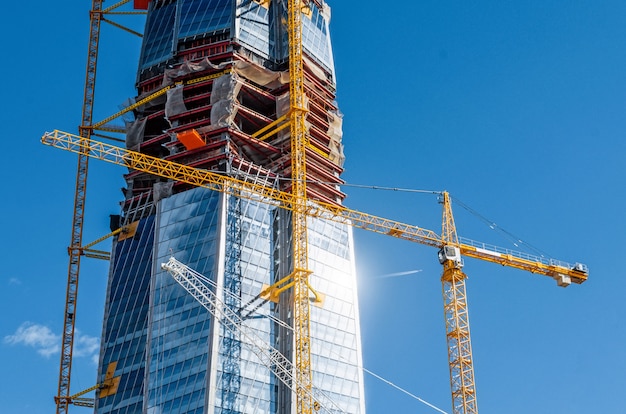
[54,384,99,407]
[90,69,231,130]
[460,240,587,285]
[41,130,588,285]
[54,362,119,409]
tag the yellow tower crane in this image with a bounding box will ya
[287,1,315,412]
[46,1,587,414]
[41,130,588,414]
[54,1,103,412]
[440,191,477,414]
[53,1,144,412]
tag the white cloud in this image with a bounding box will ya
[4,323,100,362]
[8,277,21,286]
[4,322,60,357]
[74,330,100,360]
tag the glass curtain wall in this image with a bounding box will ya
[307,217,366,413]
[139,0,234,70]
[147,189,222,414]
[138,0,335,77]
[270,0,336,77]
[148,187,277,413]
[96,217,155,414]
[141,186,365,413]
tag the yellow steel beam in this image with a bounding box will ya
[102,18,143,38]
[102,0,132,13]
[91,69,231,130]
[81,226,126,250]
[306,142,329,159]
[251,112,291,141]
[92,88,170,129]
[260,269,322,305]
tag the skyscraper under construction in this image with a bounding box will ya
[96,1,366,413]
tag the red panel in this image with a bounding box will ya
[177,129,205,150]
[134,0,150,10]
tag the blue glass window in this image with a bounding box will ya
[140,2,177,69]
[97,216,155,414]
[301,3,334,75]
[237,0,271,56]
[179,0,233,39]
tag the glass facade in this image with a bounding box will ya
[237,1,271,58]
[139,1,177,69]
[301,3,335,75]
[307,217,366,413]
[98,1,362,412]
[179,0,233,39]
[270,0,335,75]
[97,187,366,413]
[147,189,221,414]
[97,217,155,414]
[148,188,278,413]
[139,0,335,77]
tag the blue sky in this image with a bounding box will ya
[1,1,625,413]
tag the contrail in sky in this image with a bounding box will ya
[376,269,423,279]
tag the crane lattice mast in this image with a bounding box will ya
[440,192,478,414]
[287,1,315,413]
[55,1,102,412]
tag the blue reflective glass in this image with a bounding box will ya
[97,216,155,414]
[301,3,334,77]
[179,0,233,39]
[237,1,270,56]
[140,3,176,69]
[149,188,225,413]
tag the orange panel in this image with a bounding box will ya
[134,0,150,10]
[177,129,205,150]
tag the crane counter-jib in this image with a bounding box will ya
[41,129,588,286]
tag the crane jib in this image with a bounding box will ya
[41,129,588,286]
